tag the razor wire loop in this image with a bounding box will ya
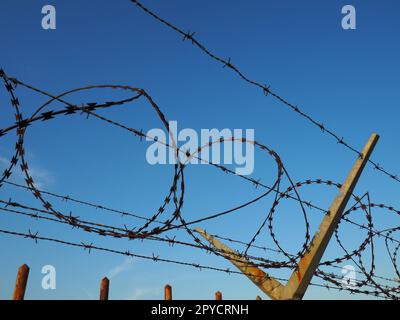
[1,54,400,300]
[2,76,398,298]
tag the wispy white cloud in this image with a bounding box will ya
[0,156,10,166]
[127,287,160,300]
[28,166,55,189]
[107,258,135,279]
[0,154,54,189]
[80,287,95,300]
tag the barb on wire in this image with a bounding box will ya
[1,59,399,299]
[128,0,400,185]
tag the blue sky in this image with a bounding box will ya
[0,0,400,300]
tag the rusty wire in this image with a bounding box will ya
[1,67,399,299]
[0,0,400,299]
[129,0,400,185]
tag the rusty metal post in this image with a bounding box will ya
[196,133,379,300]
[164,284,172,300]
[215,291,222,300]
[13,264,30,300]
[100,277,109,300]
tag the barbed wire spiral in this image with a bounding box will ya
[0,0,399,300]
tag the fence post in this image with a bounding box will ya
[100,277,110,300]
[196,133,379,300]
[215,291,222,300]
[13,264,30,300]
[164,284,172,300]
[284,133,379,299]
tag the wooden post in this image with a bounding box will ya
[195,228,285,300]
[215,291,222,300]
[13,264,30,300]
[284,133,379,299]
[100,277,109,300]
[196,133,379,300]
[164,284,172,300]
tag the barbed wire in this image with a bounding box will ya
[1,68,399,299]
[2,0,400,297]
[128,0,400,185]
[1,196,399,287]
[0,227,395,299]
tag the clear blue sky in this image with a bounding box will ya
[0,0,399,300]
